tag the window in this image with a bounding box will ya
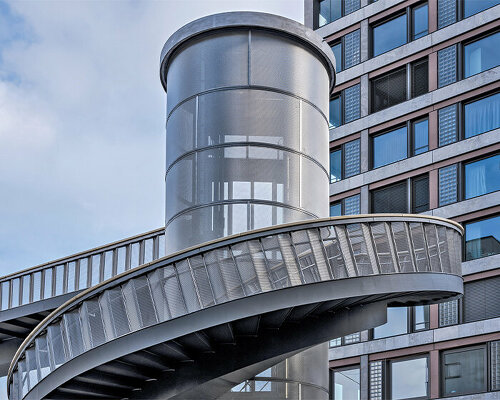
[390,356,428,399]
[318,0,361,27]
[372,14,407,56]
[372,126,407,168]
[329,29,361,72]
[412,3,429,39]
[464,0,500,18]
[464,32,500,78]
[442,346,487,397]
[464,92,500,138]
[330,84,361,128]
[330,194,361,216]
[372,3,428,57]
[464,154,500,199]
[330,139,361,182]
[463,275,500,322]
[329,332,361,347]
[464,214,500,261]
[332,366,360,400]
[373,306,429,339]
[412,118,429,155]
[371,59,428,113]
[371,68,407,113]
[438,92,499,145]
[371,176,428,213]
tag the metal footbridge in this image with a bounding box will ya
[6,215,463,399]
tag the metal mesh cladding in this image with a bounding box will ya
[164,28,330,255]
[9,218,462,400]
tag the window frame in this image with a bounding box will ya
[387,354,430,400]
[329,140,361,183]
[317,0,361,28]
[330,364,361,400]
[411,117,430,156]
[330,84,361,128]
[462,29,500,79]
[461,151,500,201]
[463,212,500,262]
[330,194,361,216]
[330,39,343,73]
[370,2,429,58]
[441,344,488,397]
[370,305,431,340]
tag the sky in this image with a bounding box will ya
[0,0,304,278]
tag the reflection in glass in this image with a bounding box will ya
[334,367,360,400]
[464,0,500,18]
[373,127,408,168]
[443,347,486,396]
[464,154,500,199]
[319,0,342,27]
[371,67,407,112]
[330,96,342,128]
[373,307,408,338]
[331,42,343,72]
[373,15,407,56]
[412,119,429,155]
[391,357,428,399]
[464,32,500,77]
[412,4,428,39]
[330,202,342,216]
[330,149,342,183]
[465,215,500,261]
[413,305,429,330]
[464,92,500,138]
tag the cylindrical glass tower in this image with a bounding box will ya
[161,12,336,399]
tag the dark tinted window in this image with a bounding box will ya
[331,42,343,73]
[464,0,500,18]
[464,32,500,78]
[411,58,428,97]
[372,126,408,168]
[442,346,487,396]
[373,14,407,56]
[330,149,342,183]
[412,3,429,39]
[463,276,500,322]
[371,181,407,213]
[330,96,342,128]
[411,175,429,213]
[464,92,500,138]
[464,154,500,199]
[465,214,500,261]
[371,67,407,112]
[412,118,429,155]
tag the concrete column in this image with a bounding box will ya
[360,129,369,173]
[360,74,369,117]
[360,185,370,213]
[360,19,369,62]
[360,355,369,400]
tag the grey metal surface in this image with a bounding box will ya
[162,13,334,256]
[7,216,463,400]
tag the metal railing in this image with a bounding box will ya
[7,215,463,400]
[0,228,165,311]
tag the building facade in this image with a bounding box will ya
[303,0,500,399]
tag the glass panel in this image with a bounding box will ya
[373,307,408,338]
[1,281,8,310]
[67,261,76,292]
[21,275,30,305]
[117,246,126,274]
[438,164,458,206]
[330,202,342,217]
[329,95,342,128]
[43,268,52,299]
[439,299,459,327]
[464,0,500,18]
[334,367,360,400]
[131,242,140,269]
[344,0,360,15]
[344,139,360,177]
[370,361,383,400]
[491,341,500,391]
[54,265,64,296]
[412,3,428,39]
[443,347,486,396]
[438,0,457,29]
[158,234,166,258]
[464,32,500,77]
[344,29,361,69]
[373,126,407,168]
[331,42,342,73]
[373,14,407,56]
[464,93,500,138]
[412,118,428,155]
[330,337,342,347]
[103,251,113,281]
[91,255,101,286]
[36,335,52,379]
[344,194,360,215]
[372,182,407,213]
[438,45,457,87]
[11,278,19,308]
[413,305,429,330]
[32,271,41,302]
[411,58,428,98]
[78,258,88,290]
[438,104,458,146]
[319,0,331,27]
[330,149,342,183]
[465,215,500,261]
[391,357,428,399]
[344,84,360,123]
[144,239,154,263]
[464,154,500,199]
[411,175,429,213]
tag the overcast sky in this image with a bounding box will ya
[0,0,304,278]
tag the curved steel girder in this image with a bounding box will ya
[27,273,462,400]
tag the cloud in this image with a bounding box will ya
[0,0,303,276]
